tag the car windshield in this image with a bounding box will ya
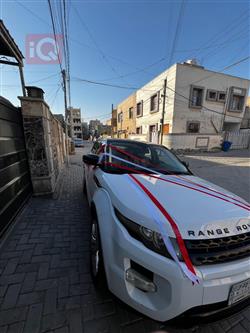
[101,141,190,175]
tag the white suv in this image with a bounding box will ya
[83,139,250,322]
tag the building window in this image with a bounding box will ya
[136,126,142,134]
[118,112,123,123]
[217,91,226,102]
[136,101,143,117]
[228,87,246,112]
[187,121,200,133]
[189,86,204,108]
[230,95,245,111]
[150,93,158,112]
[129,107,133,119]
[206,89,217,101]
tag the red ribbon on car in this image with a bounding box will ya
[129,174,198,279]
[108,144,250,209]
[97,145,249,283]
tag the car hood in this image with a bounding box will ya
[100,172,250,240]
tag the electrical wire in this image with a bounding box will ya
[167,0,185,67]
[72,2,138,88]
[27,72,60,84]
[72,76,156,91]
[15,0,168,80]
[47,0,63,72]
[180,55,250,89]
[50,84,62,108]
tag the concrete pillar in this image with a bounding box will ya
[19,87,59,195]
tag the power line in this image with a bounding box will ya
[50,84,62,108]
[27,72,60,84]
[167,0,185,67]
[180,55,250,89]
[84,112,111,120]
[72,55,249,98]
[63,0,71,107]
[93,58,165,82]
[72,77,141,90]
[15,0,165,80]
[166,84,246,121]
[191,10,250,62]
[72,3,136,88]
[47,0,63,72]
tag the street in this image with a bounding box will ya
[183,149,250,202]
[0,146,249,333]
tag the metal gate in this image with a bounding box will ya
[225,130,250,149]
[0,97,32,235]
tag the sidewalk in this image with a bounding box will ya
[0,151,249,333]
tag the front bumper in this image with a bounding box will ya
[103,212,250,322]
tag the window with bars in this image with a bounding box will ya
[136,101,143,117]
[150,93,159,112]
[129,107,133,119]
[136,126,142,134]
[189,86,204,108]
[206,90,217,101]
[187,121,200,133]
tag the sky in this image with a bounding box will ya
[0,0,250,123]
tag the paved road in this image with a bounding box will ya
[183,150,250,202]
[0,146,249,333]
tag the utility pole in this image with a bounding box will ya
[160,78,167,145]
[62,69,69,166]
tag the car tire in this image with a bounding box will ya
[90,216,107,289]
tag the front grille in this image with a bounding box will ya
[185,232,250,266]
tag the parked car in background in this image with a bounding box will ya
[73,138,84,147]
[82,139,250,322]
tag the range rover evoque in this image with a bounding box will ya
[82,139,250,321]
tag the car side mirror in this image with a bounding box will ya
[181,160,189,168]
[82,154,99,166]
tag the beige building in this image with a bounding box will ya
[67,107,82,139]
[130,60,250,150]
[111,108,117,137]
[116,93,136,138]
[241,96,250,129]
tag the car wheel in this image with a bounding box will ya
[90,216,107,289]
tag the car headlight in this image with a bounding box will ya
[114,208,183,261]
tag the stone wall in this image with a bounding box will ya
[19,94,67,195]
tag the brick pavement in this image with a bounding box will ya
[0,151,249,333]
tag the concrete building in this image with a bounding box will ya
[111,108,117,137]
[106,119,112,126]
[98,123,111,136]
[241,96,250,129]
[89,119,101,134]
[67,107,82,139]
[127,60,249,150]
[116,93,137,138]
[81,121,89,139]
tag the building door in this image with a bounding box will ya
[149,125,158,144]
[0,97,32,235]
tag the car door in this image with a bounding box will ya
[85,141,103,204]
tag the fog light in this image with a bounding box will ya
[125,268,157,292]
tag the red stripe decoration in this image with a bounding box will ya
[129,174,197,277]
[103,161,250,212]
[107,144,249,208]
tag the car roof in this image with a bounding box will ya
[103,138,163,148]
